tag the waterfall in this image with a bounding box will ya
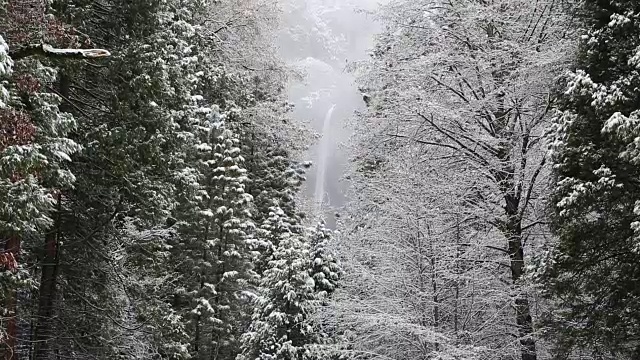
[314,104,336,209]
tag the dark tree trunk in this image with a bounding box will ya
[504,191,536,360]
[506,214,536,360]
[32,71,72,360]
[453,214,461,340]
[3,235,21,360]
[32,195,62,360]
[493,80,537,359]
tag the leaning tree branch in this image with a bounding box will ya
[521,221,549,231]
[10,44,111,60]
[460,243,510,254]
[417,112,492,167]
[449,119,500,156]
[429,74,470,104]
[386,133,462,153]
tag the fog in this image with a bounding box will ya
[277,0,381,225]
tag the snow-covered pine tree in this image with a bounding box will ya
[171,109,255,360]
[544,1,640,358]
[0,35,11,109]
[239,206,317,360]
[308,221,341,300]
[303,220,343,360]
[20,0,207,356]
[0,13,81,249]
[248,150,312,275]
[0,8,86,353]
[236,114,320,359]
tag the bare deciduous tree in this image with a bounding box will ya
[331,0,578,358]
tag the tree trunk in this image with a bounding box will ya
[493,78,537,359]
[453,214,461,341]
[32,195,62,360]
[428,224,439,353]
[3,235,21,360]
[505,194,536,360]
[32,70,72,360]
[431,255,439,352]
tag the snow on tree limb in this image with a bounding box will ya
[10,44,110,60]
[0,35,12,108]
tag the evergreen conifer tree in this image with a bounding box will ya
[171,111,255,359]
[239,207,317,360]
[308,221,341,300]
[545,1,640,357]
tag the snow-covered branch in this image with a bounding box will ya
[10,44,111,60]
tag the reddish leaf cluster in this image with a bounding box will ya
[0,252,17,271]
[44,17,86,48]
[0,109,36,153]
[1,0,47,46]
[14,73,41,94]
[1,0,89,49]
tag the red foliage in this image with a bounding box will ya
[14,73,41,94]
[1,0,47,46]
[44,17,86,48]
[1,0,89,48]
[0,109,36,152]
[0,110,40,183]
[0,252,17,271]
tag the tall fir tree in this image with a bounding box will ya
[171,111,256,360]
[305,220,342,360]
[307,221,341,301]
[545,1,640,358]
[238,206,317,360]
